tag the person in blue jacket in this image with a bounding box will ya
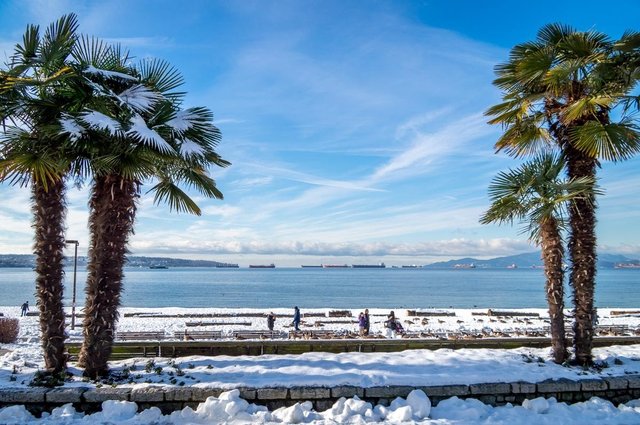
[293,306,301,331]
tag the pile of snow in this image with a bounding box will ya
[2,390,640,424]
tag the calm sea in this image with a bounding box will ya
[0,267,637,309]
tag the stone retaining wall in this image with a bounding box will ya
[2,375,640,416]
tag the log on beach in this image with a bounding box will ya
[185,321,252,327]
[611,310,640,316]
[406,310,456,317]
[487,310,540,317]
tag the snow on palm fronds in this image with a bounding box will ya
[179,138,205,157]
[58,115,85,142]
[117,84,164,114]
[127,114,174,154]
[166,107,217,135]
[80,110,122,135]
[84,65,138,81]
[166,109,201,133]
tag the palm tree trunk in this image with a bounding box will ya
[32,179,68,373]
[79,174,138,378]
[565,144,598,366]
[540,218,567,364]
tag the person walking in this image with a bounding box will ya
[293,306,301,331]
[20,301,29,317]
[267,312,276,331]
[385,310,397,338]
[358,312,366,336]
[364,308,370,336]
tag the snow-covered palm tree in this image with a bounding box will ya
[58,44,229,377]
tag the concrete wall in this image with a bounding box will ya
[2,375,640,416]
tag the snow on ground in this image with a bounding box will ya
[2,307,640,424]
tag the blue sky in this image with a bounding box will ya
[0,0,639,266]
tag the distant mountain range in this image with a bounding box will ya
[1,252,638,269]
[0,254,237,268]
[423,252,640,269]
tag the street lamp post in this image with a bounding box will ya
[65,240,79,330]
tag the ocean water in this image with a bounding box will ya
[2,267,638,310]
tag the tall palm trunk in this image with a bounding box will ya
[32,179,68,373]
[79,174,138,378]
[565,144,598,366]
[540,217,567,364]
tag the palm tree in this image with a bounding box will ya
[481,154,596,364]
[57,47,229,377]
[0,14,80,374]
[485,24,640,365]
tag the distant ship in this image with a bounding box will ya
[216,263,239,268]
[301,265,323,268]
[352,263,386,268]
[453,263,476,269]
[149,265,168,269]
[322,264,350,268]
[402,265,421,269]
[506,263,518,269]
[249,264,275,268]
[615,263,640,269]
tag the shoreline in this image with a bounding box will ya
[3,306,639,343]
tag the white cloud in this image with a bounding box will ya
[128,237,533,259]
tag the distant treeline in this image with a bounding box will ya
[0,254,236,268]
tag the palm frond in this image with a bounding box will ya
[175,167,223,200]
[137,58,185,97]
[560,95,614,124]
[12,24,40,67]
[494,116,553,157]
[126,114,175,154]
[479,195,526,225]
[149,180,202,215]
[569,120,640,161]
[40,14,78,77]
[558,30,610,60]
[537,23,575,45]
[73,36,118,68]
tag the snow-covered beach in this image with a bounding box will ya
[2,306,640,423]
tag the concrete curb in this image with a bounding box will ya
[1,376,639,415]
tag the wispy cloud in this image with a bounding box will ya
[371,113,495,182]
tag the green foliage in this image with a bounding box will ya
[486,23,640,162]
[480,153,595,243]
[30,370,69,388]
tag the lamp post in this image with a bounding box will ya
[65,240,79,330]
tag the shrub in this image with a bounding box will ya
[30,370,67,388]
[0,318,19,343]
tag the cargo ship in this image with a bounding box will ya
[249,264,275,268]
[615,263,640,269]
[149,265,168,269]
[352,263,386,268]
[322,264,350,268]
[301,265,323,268]
[453,263,476,269]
